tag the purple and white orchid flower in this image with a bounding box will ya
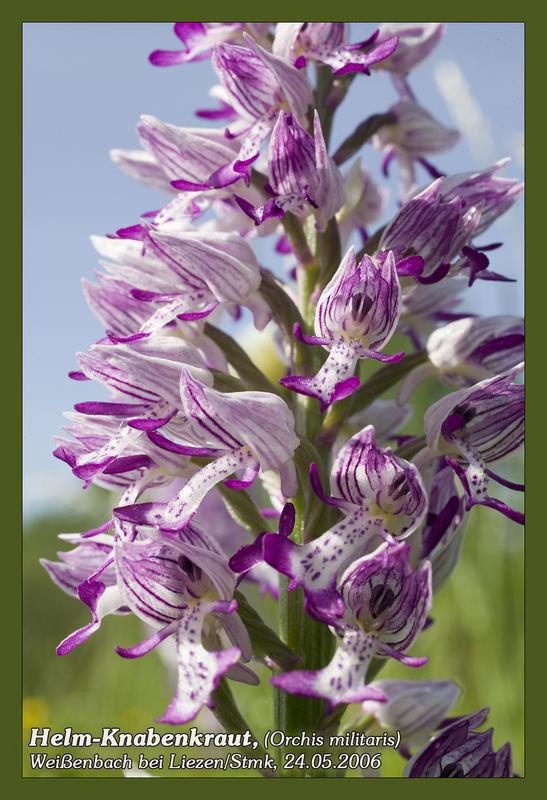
[280,248,403,411]
[380,179,481,281]
[380,163,523,284]
[99,228,270,339]
[423,364,524,523]
[203,35,313,182]
[235,110,345,231]
[272,22,399,75]
[398,314,524,403]
[270,541,432,711]
[64,337,213,486]
[373,99,459,201]
[261,426,427,616]
[44,499,255,725]
[113,521,255,725]
[113,369,299,532]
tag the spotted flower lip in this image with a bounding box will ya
[262,426,428,616]
[270,541,431,711]
[280,248,403,412]
[270,626,387,712]
[361,678,462,748]
[403,708,514,777]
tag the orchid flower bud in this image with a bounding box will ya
[362,678,461,748]
[403,708,514,777]
[235,110,345,231]
[398,314,524,403]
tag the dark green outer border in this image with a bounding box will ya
[13,1,537,798]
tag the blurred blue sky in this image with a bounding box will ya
[23,22,524,518]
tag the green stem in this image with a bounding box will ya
[273,481,337,775]
[314,64,335,147]
[282,213,314,266]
